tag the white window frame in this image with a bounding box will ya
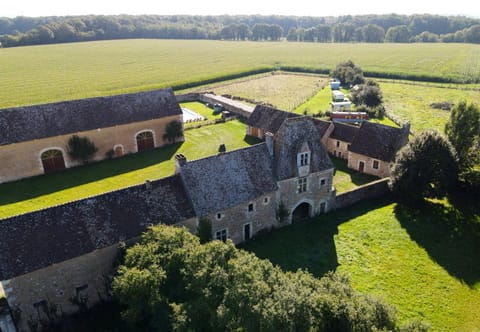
[298,177,307,193]
[215,228,228,242]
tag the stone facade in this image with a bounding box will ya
[327,138,350,159]
[0,115,182,183]
[347,151,392,178]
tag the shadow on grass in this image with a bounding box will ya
[241,196,393,278]
[0,142,183,205]
[394,193,480,287]
[243,135,263,145]
[331,156,377,187]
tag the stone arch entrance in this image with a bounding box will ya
[292,202,312,222]
[136,131,154,152]
[41,149,66,173]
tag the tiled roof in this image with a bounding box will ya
[311,118,333,138]
[330,122,359,143]
[0,175,195,279]
[274,117,333,180]
[247,105,301,134]
[349,122,409,162]
[178,144,278,216]
[0,89,181,146]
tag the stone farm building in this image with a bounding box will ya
[0,95,405,331]
[0,88,183,184]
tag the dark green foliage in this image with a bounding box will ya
[66,135,98,164]
[389,131,459,202]
[113,225,400,332]
[445,101,480,173]
[196,218,212,244]
[275,201,289,223]
[162,120,183,144]
[385,25,411,42]
[331,60,365,86]
[351,79,383,108]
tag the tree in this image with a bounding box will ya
[445,101,480,174]
[362,24,385,42]
[350,79,383,108]
[389,130,458,202]
[385,25,410,43]
[114,224,401,331]
[196,218,212,244]
[163,120,183,144]
[66,135,98,164]
[331,60,365,86]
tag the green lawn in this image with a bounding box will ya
[332,156,378,193]
[180,101,222,121]
[242,196,480,331]
[0,120,259,219]
[1,40,480,108]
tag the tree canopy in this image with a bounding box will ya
[163,120,183,144]
[389,130,458,202]
[66,135,98,164]
[331,60,365,86]
[112,224,418,331]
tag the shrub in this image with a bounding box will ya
[66,135,98,164]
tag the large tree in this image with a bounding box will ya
[331,60,365,86]
[389,130,458,202]
[445,101,480,172]
[113,224,402,332]
[350,79,383,108]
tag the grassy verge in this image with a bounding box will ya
[180,101,222,121]
[242,196,480,331]
[0,120,260,219]
[332,156,378,193]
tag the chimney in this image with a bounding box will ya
[218,144,226,154]
[265,132,274,157]
[175,154,187,174]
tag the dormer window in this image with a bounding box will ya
[300,152,309,166]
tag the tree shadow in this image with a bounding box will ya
[243,135,263,145]
[241,197,393,278]
[0,142,183,205]
[394,197,480,287]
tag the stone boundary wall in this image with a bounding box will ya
[334,178,390,210]
[176,93,254,118]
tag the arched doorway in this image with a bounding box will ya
[292,202,311,222]
[41,149,66,173]
[136,131,154,152]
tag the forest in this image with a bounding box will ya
[1,13,480,47]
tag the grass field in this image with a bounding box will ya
[332,157,377,193]
[242,196,480,331]
[1,40,480,108]
[0,120,260,219]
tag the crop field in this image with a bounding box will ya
[1,40,480,108]
[243,197,480,331]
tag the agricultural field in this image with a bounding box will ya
[0,120,259,219]
[243,197,480,331]
[1,40,480,108]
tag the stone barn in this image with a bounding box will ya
[246,104,300,139]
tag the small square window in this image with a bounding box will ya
[263,197,269,204]
[248,203,254,212]
[215,229,227,242]
[373,160,379,169]
[320,178,326,186]
[216,213,223,220]
[298,177,307,193]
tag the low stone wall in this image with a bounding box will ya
[176,93,203,103]
[334,178,390,210]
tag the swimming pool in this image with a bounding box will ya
[182,108,205,122]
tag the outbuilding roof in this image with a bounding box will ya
[329,122,359,143]
[0,88,181,146]
[0,175,195,279]
[247,105,300,135]
[348,122,409,162]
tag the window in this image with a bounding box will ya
[336,140,340,148]
[248,203,254,212]
[320,178,326,187]
[298,177,307,193]
[299,152,309,166]
[216,213,223,220]
[263,196,270,204]
[373,160,379,169]
[215,229,228,242]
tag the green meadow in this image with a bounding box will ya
[1,40,480,108]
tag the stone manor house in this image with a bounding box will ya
[0,90,403,331]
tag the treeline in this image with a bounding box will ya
[1,14,480,47]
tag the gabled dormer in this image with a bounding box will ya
[297,142,311,177]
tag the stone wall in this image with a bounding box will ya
[347,152,391,178]
[334,178,390,210]
[0,115,182,183]
[326,138,349,159]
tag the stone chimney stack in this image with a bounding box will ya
[218,144,226,154]
[175,154,187,174]
[265,132,274,157]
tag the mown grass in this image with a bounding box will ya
[242,196,480,331]
[381,81,480,133]
[0,120,260,219]
[1,40,480,108]
[332,157,378,193]
[180,101,222,121]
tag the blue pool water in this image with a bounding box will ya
[182,108,205,122]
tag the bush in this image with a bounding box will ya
[66,135,98,164]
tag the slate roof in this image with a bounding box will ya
[0,175,195,279]
[274,117,334,180]
[247,105,301,134]
[329,122,359,143]
[0,88,181,146]
[311,118,333,138]
[179,144,277,216]
[349,122,409,162]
